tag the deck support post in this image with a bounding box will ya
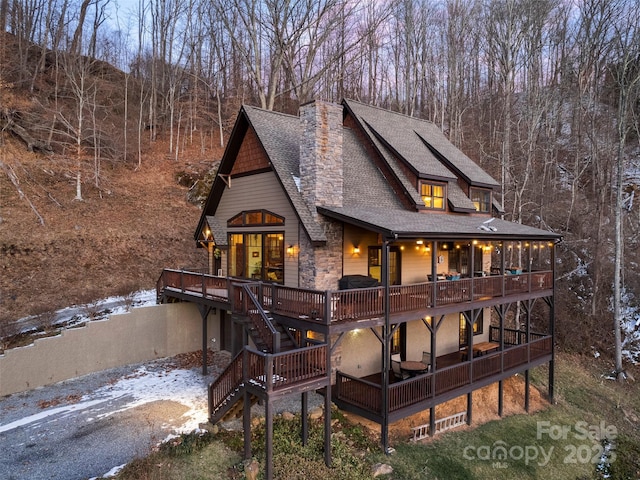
[429,406,435,437]
[243,390,251,460]
[549,358,555,402]
[265,397,273,480]
[324,382,332,466]
[324,337,332,467]
[197,305,211,375]
[525,370,530,412]
[301,392,308,445]
[381,239,391,453]
[202,313,208,375]
[467,391,473,426]
[498,380,504,416]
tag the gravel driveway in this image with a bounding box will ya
[0,351,323,480]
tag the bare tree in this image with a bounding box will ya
[610,1,640,381]
[444,0,481,144]
[569,0,618,322]
[70,0,93,56]
[59,54,99,200]
[484,0,527,214]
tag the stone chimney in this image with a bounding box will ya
[299,100,343,216]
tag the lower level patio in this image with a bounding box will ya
[339,372,549,444]
[332,334,552,425]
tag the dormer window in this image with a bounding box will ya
[420,181,445,210]
[470,188,491,213]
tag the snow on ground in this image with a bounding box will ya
[0,363,208,436]
[620,289,640,366]
[87,365,208,432]
[92,464,126,479]
[10,289,158,336]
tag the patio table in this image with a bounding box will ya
[400,361,429,376]
[472,341,500,356]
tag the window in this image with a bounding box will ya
[391,325,401,355]
[368,246,401,285]
[420,182,445,210]
[228,232,284,283]
[390,323,406,356]
[459,311,484,347]
[228,210,284,227]
[470,188,491,213]
[448,244,483,277]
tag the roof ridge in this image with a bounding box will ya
[343,98,436,126]
[242,104,299,120]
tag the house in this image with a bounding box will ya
[157,99,560,479]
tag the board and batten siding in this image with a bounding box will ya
[215,171,300,287]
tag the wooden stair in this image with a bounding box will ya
[208,283,327,426]
[220,393,259,422]
[247,315,297,353]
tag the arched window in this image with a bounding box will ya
[227,210,285,283]
[227,210,284,227]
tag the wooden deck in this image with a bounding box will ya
[333,334,553,423]
[158,269,554,427]
[157,269,554,331]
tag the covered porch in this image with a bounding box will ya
[333,331,552,425]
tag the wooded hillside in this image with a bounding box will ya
[1,0,640,362]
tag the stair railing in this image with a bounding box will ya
[208,349,246,421]
[239,283,281,353]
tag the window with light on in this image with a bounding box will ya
[421,182,445,210]
[470,188,491,213]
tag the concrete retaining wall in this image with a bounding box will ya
[0,303,219,397]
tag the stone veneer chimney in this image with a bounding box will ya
[297,100,344,292]
[299,100,343,215]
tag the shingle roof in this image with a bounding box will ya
[345,100,457,181]
[344,99,499,188]
[242,106,327,243]
[342,128,404,209]
[205,215,227,246]
[317,206,561,240]
[447,181,477,212]
[197,101,553,246]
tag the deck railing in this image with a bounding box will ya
[335,372,382,414]
[157,269,553,324]
[270,285,328,323]
[157,268,232,302]
[489,326,550,346]
[237,283,281,353]
[334,334,552,416]
[388,373,433,411]
[209,344,327,421]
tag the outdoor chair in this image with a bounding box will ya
[421,351,431,372]
[391,354,409,380]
